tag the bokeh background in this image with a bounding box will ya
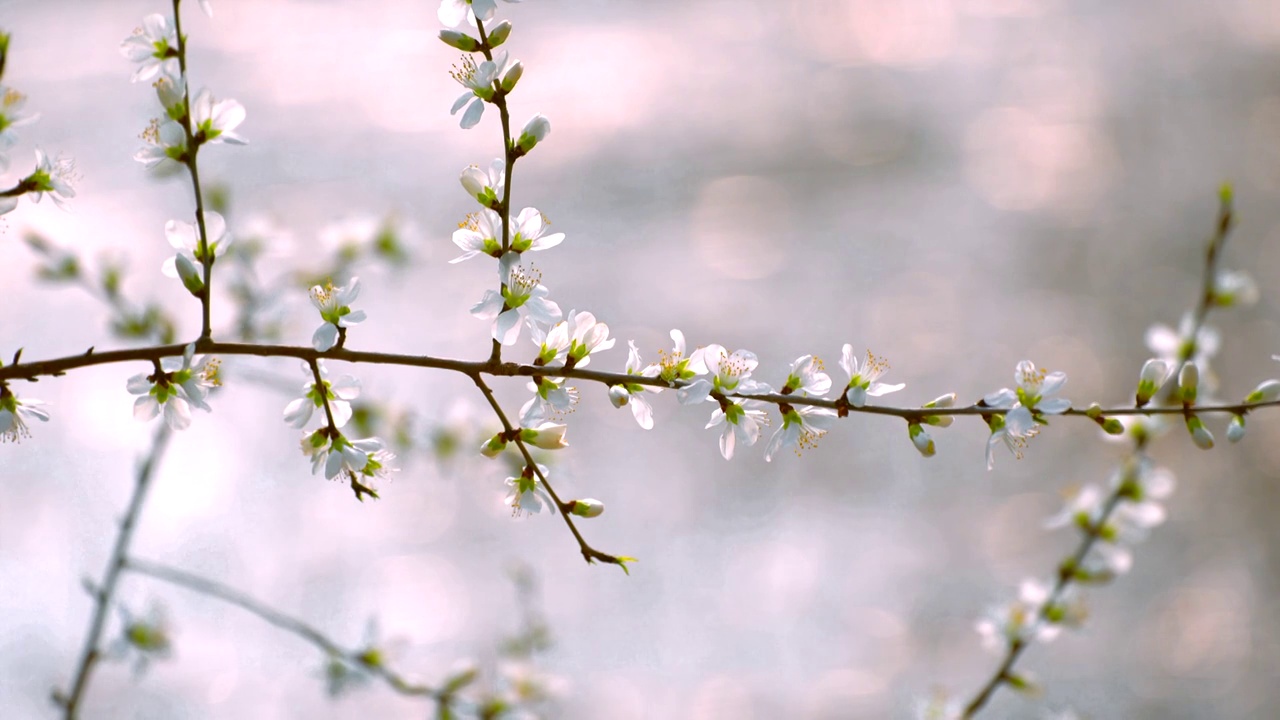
[3,0,1280,717]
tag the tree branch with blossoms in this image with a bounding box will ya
[3,1,1280,718]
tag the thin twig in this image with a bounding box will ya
[55,425,173,718]
[469,372,628,569]
[122,558,443,699]
[171,0,215,340]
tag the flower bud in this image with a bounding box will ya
[1227,414,1246,443]
[1185,415,1214,450]
[521,422,568,450]
[441,662,479,694]
[908,423,935,457]
[1099,417,1123,435]
[568,498,604,518]
[175,253,204,295]
[153,75,186,117]
[923,393,956,428]
[500,60,523,92]
[1135,358,1169,407]
[486,20,512,47]
[438,29,481,52]
[608,385,630,408]
[515,113,550,154]
[0,31,9,79]
[480,433,506,458]
[459,165,498,207]
[1245,379,1280,404]
[1178,362,1199,404]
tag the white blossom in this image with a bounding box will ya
[161,211,232,279]
[984,360,1071,437]
[505,463,555,516]
[610,341,662,430]
[469,262,561,346]
[309,278,368,352]
[706,398,768,460]
[283,360,360,429]
[0,387,50,443]
[191,89,247,145]
[839,344,904,407]
[120,14,179,83]
[764,403,836,462]
[779,354,831,397]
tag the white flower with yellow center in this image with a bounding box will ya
[0,386,50,443]
[764,402,836,462]
[840,344,904,407]
[309,277,367,351]
[984,360,1070,437]
[120,14,179,83]
[469,262,561,345]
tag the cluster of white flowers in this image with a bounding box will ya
[0,58,78,216]
[126,344,221,431]
[120,6,246,303]
[122,10,245,173]
[285,358,393,495]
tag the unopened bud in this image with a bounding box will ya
[486,20,512,47]
[923,393,956,427]
[1100,417,1124,435]
[1135,358,1169,407]
[500,60,523,92]
[608,385,630,409]
[1227,414,1246,443]
[1185,415,1214,450]
[439,29,481,52]
[175,253,204,296]
[568,498,604,518]
[908,423,935,457]
[514,113,549,155]
[1178,362,1199,404]
[521,422,568,450]
[480,433,506,458]
[1245,379,1280,404]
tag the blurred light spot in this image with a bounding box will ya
[1004,65,1105,123]
[525,28,668,158]
[1028,333,1105,401]
[964,107,1116,217]
[804,667,888,717]
[801,0,958,68]
[206,669,239,705]
[804,70,909,167]
[367,554,467,644]
[692,176,788,280]
[958,0,1046,17]
[1148,575,1252,680]
[721,539,821,623]
[980,492,1057,579]
[690,675,756,720]
[1226,0,1280,47]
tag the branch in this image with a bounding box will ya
[54,425,173,718]
[2,341,1275,420]
[122,558,445,700]
[960,188,1236,718]
[470,372,630,570]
